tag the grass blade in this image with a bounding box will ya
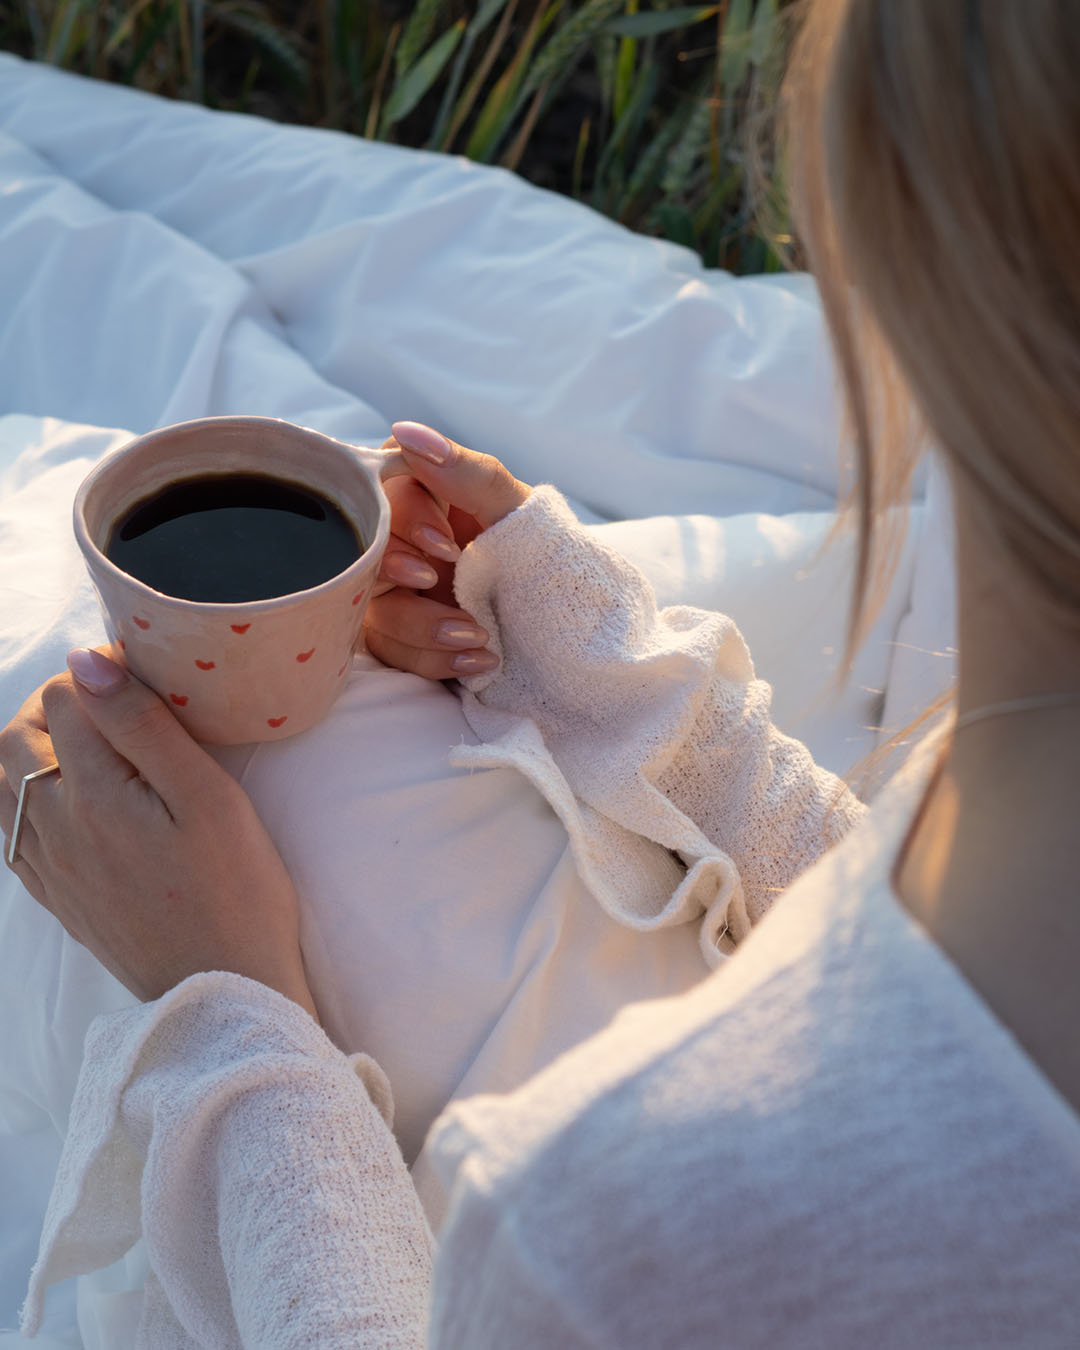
[464,0,554,162]
[45,0,84,66]
[571,114,591,198]
[591,54,657,191]
[104,0,156,59]
[395,0,443,78]
[720,0,753,95]
[381,18,464,130]
[660,86,711,196]
[439,0,520,151]
[190,0,205,101]
[125,3,179,84]
[749,0,778,64]
[617,95,690,217]
[207,3,308,88]
[501,77,550,172]
[605,4,719,38]
[613,0,637,124]
[516,0,624,112]
[427,0,511,148]
[365,18,400,137]
[593,30,617,126]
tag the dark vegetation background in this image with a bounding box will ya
[1,0,794,269]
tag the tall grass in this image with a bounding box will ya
[1,0,793,269]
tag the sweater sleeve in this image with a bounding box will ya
[451,486,867,960]
[22,972,433,1349]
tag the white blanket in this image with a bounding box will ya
[0,52,956,1348]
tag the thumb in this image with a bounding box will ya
[66,647,210,802]
[390,421,531,530]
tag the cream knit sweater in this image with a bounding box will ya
[447,486,864,963]
[27,490,1077,1347]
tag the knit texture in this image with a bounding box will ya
[452,485,866,962]
[22,490,872,1343]
[22,975,432,1347]
[428,720,1080,1348]
[23,718,1080,1348]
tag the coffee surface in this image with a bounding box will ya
[106,473,363,602]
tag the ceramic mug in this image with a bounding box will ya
[73,415,408,744]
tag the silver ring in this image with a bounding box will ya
[7,764,60,865]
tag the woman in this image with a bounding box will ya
[4,0,1080,1344]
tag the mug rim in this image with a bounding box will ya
[73,415,391,615]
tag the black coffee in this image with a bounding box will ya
[106,473,364,603]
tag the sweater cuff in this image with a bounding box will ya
[451,483,578,693]
[21,971,392,1336]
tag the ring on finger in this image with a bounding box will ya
[7,763,60,865]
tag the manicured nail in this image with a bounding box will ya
[392,421,455,466]
[434,620,489,650]
[413,525,461,562]
[451,649,500,674]
[386,552,439,588]
[67,647,129,695]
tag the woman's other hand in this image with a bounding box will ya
[0,649,319,1021]
[369,421,531,681]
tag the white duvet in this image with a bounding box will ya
[0,52,956,1348]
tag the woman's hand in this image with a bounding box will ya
[0,649,319,1021]
[369,421,531,680]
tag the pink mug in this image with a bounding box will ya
[73,415,408,744]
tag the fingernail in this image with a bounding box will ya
[413,525,461,562]
[386,552,439,588]
[392,421,455,466]
[451,649,500,674]
[434,620,489,650]
[67,647,129,695]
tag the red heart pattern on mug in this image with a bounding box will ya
[115,565,367,740]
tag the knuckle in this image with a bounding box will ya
[475,452,505,491]
[40,673,74,716]
[120,699,173,750]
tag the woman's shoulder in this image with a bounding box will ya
[429,729,1080,1348]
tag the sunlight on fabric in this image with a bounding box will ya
[675,278,711,301]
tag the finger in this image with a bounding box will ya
[0,684,59,786]
[364,625,500,682]
[378,536,441,591]
[40,673,138,797]
[365,589,491,656]
[4,846,47,907]
[383,476,460,563]
[388,423,531,529]
[65,647,215,811]
[0,762,47,885]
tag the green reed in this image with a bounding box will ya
[2,0,794,270]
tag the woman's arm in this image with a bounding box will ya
[23,972,433,1346]
[0,664,434,1345]
[451,484,866,927]
[369,426,866,950]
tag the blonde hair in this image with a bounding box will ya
[780,0,1080,718]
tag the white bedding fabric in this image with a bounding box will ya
[0,52,956,1348]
